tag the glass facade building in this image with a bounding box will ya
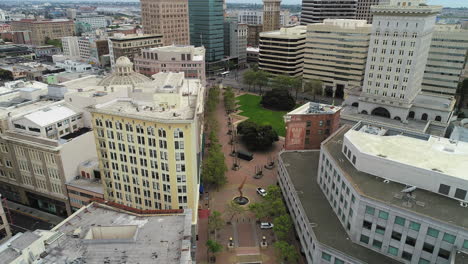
[189,0,224,62]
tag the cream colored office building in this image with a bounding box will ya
[140,0,190,46]
[422,24,468,96]
[89,57,204,224]
[304,19,371,98]
[263,0,281,32]
[259,25,306,77]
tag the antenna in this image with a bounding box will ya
[401,186,417,194]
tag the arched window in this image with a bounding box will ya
[351,102,359,107]
[435,116,442,122]
[174,128,184,139]
[361,110,368,115]
[158,128,166,138]
[147,126,155,136]
[421,113,428,121]
[408,111,415,119]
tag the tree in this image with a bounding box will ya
[243,70,256,91]
[236,120,279,151]
[206,239,223,262]
[44,37,62,48]
[202,143,228,189]
[260,88,295,111]
[303,79,323,101]
[271,75,302,101]
[274,241,299,263]
[254,70,270,93]
[225,200,246,221]
[249,185,286,220]
[273,214,293,241]
[0,69,13,81]
[208,211,225,234]
[223,87,236,113]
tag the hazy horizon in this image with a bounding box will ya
[226,0,467,8]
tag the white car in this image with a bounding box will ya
[256,187,267,197]
[260,222,274,229]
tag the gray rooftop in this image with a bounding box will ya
[41,203,192,264]
[280,151,401,264]
[323,126,468,229]
[66,178,103,194]
[0,232,41,263]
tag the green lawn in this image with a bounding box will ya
[236,94,287,137]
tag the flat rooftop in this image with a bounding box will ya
[22,104,77,127]
[279,151,401,264]
[324,126,468,229]
[42,203,192,263]
[66,178,103,194]
[0,232,41,263]
[287,102,341,116]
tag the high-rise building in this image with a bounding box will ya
[263,0,281,32]
[278,121,468,264]
[61,36,80,58]
[300,0,357,25]
[247,24,263,47]
[11,19,75,46]
[303,19,371,99]
[224,17,248,66]
[189,0,225,63]
[140,0,190,46]
[356,0,390,23]
[422,24,468,96]
[350,0,455,123]
[134,45,206,84]
[108,33,163,67]
[75,15,108,30]
[259,25,307,77]
[230,9,291,27]
[284,102,341,150]
[89,57,205,224]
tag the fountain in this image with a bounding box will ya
[233,175,249,205]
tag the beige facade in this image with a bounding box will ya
[0,98,97,217]
[422,24,468,96]
[304,19,371,98]
[88,58,205,224]
[262,0,281,32]
[11,19,75,46]
[259,25,306,77]
[108,33,163,67]
[134,45,206,84]
[141,0,190,46]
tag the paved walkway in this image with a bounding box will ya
[196,89,284,264]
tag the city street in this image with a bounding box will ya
[196,88,306,264]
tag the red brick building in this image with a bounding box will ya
[284,102,341,150]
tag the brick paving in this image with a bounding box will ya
[196,89,284,263]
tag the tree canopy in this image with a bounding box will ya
[206,239,223,254]
[303,79,323,101]
[274,241,299,263]
[260,88,295,111]
[236,120,279,151]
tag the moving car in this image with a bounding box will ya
[260,222,274,229]
[256,187,267,197]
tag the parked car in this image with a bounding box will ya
[256,187,267,197]
[260,222,274,229]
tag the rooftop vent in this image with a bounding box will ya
[432,168,443,173]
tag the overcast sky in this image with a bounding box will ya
[227,0,468,8]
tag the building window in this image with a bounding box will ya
[406,236,416,247]
[372,239,382,249]
[306,121,311,127]
[463,240,468,249]
[455,188,467,200]
[363,220,372,230]
[427,227,440,238]
[388,246,398,256]
[442,233,456,244]
[334,258,344,264]
[438,248,450,260]
[321,252,331,261]
[402,251,412,261]
[438,184,450,195]
[376,225,385,235]
[378,210,388,220]
[391,231,402,241]
[418,258,430,264]
[360,234,369,244]
[422,243,434,253]
[409,221,420,231]
[394,216,405,226]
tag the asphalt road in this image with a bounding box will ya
[7,210,55,235]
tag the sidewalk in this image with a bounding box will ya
[5,200,65,225]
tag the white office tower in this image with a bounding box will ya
[278,122,468,264]
[346,0,455,125]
